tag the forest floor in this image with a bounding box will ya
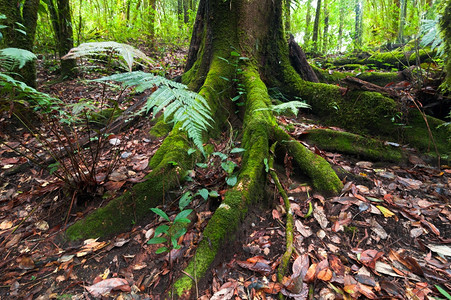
[0,43,450,300]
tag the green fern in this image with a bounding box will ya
[62,41,154,71]
[420,17,444,56]
[0,73,63,113]
[255,100,311,116]
[0,48,37,71]
[95,71,213,154]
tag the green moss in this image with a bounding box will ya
[403,111,451,157]
[173,65,273,297]
[88,107,122,126]
[274,127,343,196]
[356,71,400,87]
[304,128,404,162]
[148,115,173,139]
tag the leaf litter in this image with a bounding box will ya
[0,47,450,299]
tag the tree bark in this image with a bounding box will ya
[312,0,322,53]
[322,0,329,53]
[289,34,319,83]
[304,0,312,45]
[441,0,451,90]
[354,0,363,49]
[45,0,77,78]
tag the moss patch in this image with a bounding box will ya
[303,128,404,162]
[403,111,451,157]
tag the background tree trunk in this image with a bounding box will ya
[322,0,329,53]
[304,0,312,45]
[45,0,77,78]
[354,0,363,49]
[312,0,321,53]
[397,0,407,43]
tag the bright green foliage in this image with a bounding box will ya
[147,196,193,254]
[256,100,311,116]
[0,48,37,70]
[62,41,154,71]
[0,47,60,112]
[96,71,213,154]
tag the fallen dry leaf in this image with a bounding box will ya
[85,278,130,297]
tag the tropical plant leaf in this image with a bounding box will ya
[62,41,154,71]
[150,207,170,222]
[96,71,213,154]
[0,48,37,70]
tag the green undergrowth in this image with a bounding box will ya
[303,128,404,162]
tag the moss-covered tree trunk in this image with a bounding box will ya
[0,0,40,87]
[65,0,450,297]
[45,0,77,78]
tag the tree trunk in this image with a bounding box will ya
[322,0,329,53]
[304,0,312,45]
[337,0,344,51]
[46,0,77,78]
[148,0,156,37]
[0,0,39,87]
[441,0,451,89]
[312,0,321,53]
[64,0,451,298]
[397,0,407,43]
[354,0,363,49]
[284,0,290,33]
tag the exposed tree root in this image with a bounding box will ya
[172,66,342,297]
[268,143,294,284]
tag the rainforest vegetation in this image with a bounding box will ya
[0,0,450,298]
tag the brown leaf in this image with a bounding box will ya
[420,219,440,235]
[272,208,281,220]
[133,158,149,171]
[357,283,377,299]
[85,278,130,297]
[329,254,345,276]
[1,157,19,165]
[360,249,384,269]
[262,282,283,294]
[236,260,272,275]
[247,256,271,265]
[292,254,309,279]
[304,263,317,282]
[317,268,332,281]
[104,180,125,191]
[18,256,35,270]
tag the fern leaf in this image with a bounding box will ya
[95,71,213,154]
[0,48,37,71]
[62,41,154,71]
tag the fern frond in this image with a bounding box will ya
[0,73,63,113]
[255,100,311,116]
[0,48,37,71]
[62,41,154,71]
[95,71,213,154]
[271,101,311,116]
